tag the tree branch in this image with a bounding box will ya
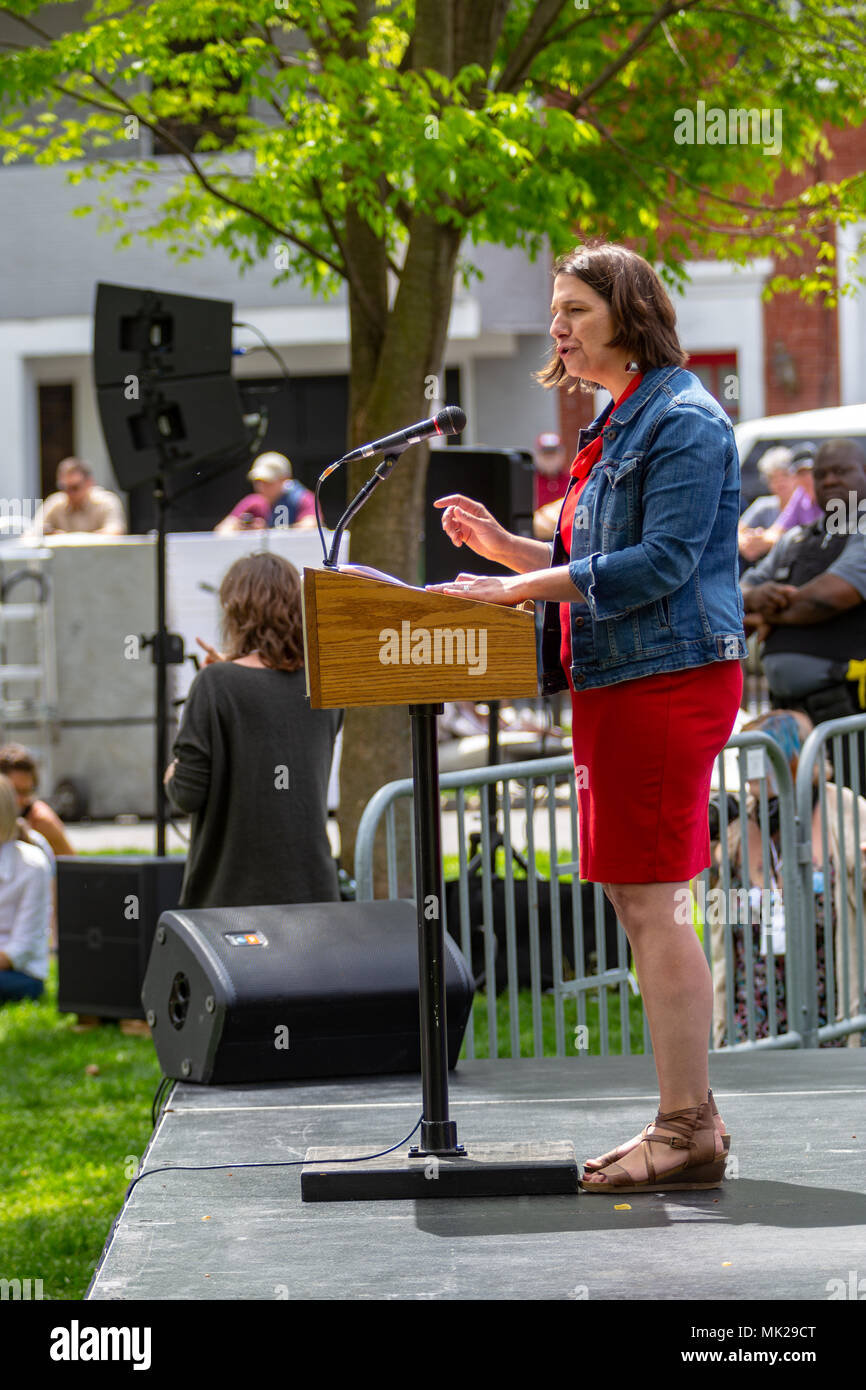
[693,4,862,61]
[567,0,705,112]
[494,0,578,93]
[588,109,848,230]
[585,110,840,240]
[308,173,399,314]
[49,76,349,279]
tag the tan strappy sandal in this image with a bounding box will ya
[583,1088,730,1174]
[579,1098,727,1194]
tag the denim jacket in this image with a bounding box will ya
[540,365,746,694]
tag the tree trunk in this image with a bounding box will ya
[334,0,512,887]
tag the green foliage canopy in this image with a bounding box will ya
[1,0,865,304]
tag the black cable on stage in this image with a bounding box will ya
[150,1074,174,1129]
[125,1113,425,1202]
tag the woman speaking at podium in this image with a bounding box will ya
[431,242,745,1194]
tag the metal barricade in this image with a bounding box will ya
[353,726,866,1057]
[795,714,866,1048]
[705,733,803,1051]
[354,753,638,1060]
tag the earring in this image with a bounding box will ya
[625,360,640,374]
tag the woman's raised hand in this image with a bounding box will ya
[433,494,507,565]
[196,637,226,666]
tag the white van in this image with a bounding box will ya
[735,402,866,507]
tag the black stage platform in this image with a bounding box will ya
[88,1052,865,1301]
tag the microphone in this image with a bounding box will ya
[340,406,466,463]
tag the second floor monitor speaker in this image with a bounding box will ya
[423,446,535,585]
[141,899,475,1084]
[57,855,187,1019]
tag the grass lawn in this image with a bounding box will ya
[0,960,163,1301]
[461,985,647,1059]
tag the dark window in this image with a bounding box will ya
[38,383,75,498]
[688,351,740,423]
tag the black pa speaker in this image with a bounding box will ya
[423,446,535,584]
[141,899,475,1083]
[93,282,235,388]
[96,374,251,492]
[57,856,187,1018]
[93,281,251,494]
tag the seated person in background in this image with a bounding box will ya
[164,552,341,909]
[215,453,316,533]
[0,774,53,1003]
[0,744,76,857]
[737,445,795,563]
[755,442,822,550]
[15,815,57,950]
[30,458,127,536]
[739,442,817,561]
[740,438,866,733]
[710,710,866,1048]
[532,432,571,540]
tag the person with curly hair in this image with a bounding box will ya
[165,553,341,910]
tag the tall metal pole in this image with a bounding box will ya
[408,703,464,1157]
[155,472,168,858]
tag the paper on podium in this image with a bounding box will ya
[336,562,415,589]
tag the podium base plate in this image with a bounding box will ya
[301,1140,578,1202]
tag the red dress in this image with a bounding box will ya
[558,377,743,883]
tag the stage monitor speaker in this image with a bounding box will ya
[141,899,475,1084]
[423,446,535,585]
[93,283,235,387]
[57,856,187,1019]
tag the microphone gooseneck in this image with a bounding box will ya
[316,406,467,566]
[340,406,466,464]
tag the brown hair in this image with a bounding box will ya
[57,457,93,482]
[219,552,305,671]
[0,743,38,784]
[534,240,688,395]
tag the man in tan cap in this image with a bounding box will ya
[215,452,316,533]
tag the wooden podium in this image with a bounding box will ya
[299,568,578,1200]
[303,567,538,707]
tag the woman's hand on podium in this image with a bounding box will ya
[428,565,585,605]
[426,571,529,605]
